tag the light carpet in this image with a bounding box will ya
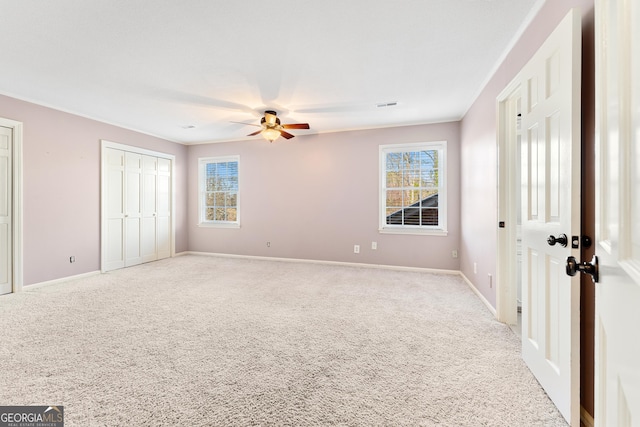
[0,255,566,426]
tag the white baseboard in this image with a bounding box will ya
[22,255,500,322]
[459,271,498,318]
[184,251,460,275]
[185,252,501,317]
[25,270,101,291]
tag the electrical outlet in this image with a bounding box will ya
[371,242,377,250]
[266,242,271,247]
[354,245,360,254]
[452,250,458,258]
[474,262,477,274]
[70,256,75,263]
[488,273,493,288]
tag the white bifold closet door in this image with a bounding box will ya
[141,154,157,264]
[156,156,171,260]
[141,154,172,262]
[125,151,143,266]
[104,147,171,271]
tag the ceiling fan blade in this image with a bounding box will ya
[280,130,295,139]
[264,111,277,126]
[282,123,310,129]
[247,130,263,136]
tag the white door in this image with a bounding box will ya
[104,148,126,271]
[594,0,640,424]
[125,152,143,267]
[141,155,158,263]
[520,9,582,425]
[0,126,11,295]
[157,157,171,260]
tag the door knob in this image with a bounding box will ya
[566,255,599,283]
[547,234,568,247]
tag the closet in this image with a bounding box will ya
[102,142,173,272]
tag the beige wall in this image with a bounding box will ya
[0,94,188,286]
[187,122,461,270]
[0,93,459,283]
[460,0,595,306]
[459,0,596,416]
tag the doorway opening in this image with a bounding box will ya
[496,85,522,329]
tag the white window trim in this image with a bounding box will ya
[379,141,447,236]
[198,155,240,228]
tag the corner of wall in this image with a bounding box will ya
[459,271,497,318]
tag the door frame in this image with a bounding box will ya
[496,81,522,325]
[0,117,24,293]
[100,140,176,272]
[593,0,640,422]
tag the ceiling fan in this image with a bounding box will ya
[243,110,310,142]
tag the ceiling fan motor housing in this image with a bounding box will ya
[260,116,281,127]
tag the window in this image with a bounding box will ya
[198,156,239,227]
[379,141,447,235]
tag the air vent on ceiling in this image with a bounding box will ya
[376,102,398,108]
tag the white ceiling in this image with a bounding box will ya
[0,0,541,144]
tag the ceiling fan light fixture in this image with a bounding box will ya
[262,128,281,142]
[242,110,309,142]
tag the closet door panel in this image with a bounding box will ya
[157,158,171,259]
[141,155,158,263]
[104,148,125,271]
[124,152,142,266]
